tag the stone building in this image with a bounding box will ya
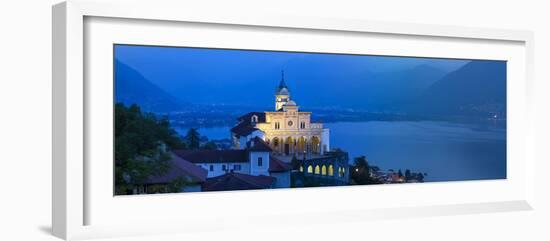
[231,72,330,157]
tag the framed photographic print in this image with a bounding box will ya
[52,0,535,240]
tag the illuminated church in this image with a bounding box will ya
[141,72,347,193]
[231,72,331,158]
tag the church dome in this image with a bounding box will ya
[284,100,297,106]
[277,87,289,95]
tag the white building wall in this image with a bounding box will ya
[322,128,330,153]
[238,136,247,149]
[249,151,270,176]
[237,130,265,150]
[196,162,250,178]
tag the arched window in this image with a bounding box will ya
[314,165,320,174]
[251,115,258,123]
[299,165,304,172]
[307,165,313,173]
[321,165,327,175]
[328,165,334,176]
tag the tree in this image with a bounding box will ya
[201,141,218,150]
[398,169,403,178]
[167,176,191,193]
[157,116,187,150]
[350,156,380,185]
[405,169,411,180]
[114,103,185,195]
[185,128,201,150]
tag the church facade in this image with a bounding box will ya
[231,72,330,157]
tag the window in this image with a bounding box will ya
[338,167,345,177]
[321,165,327,175]
[300,122,306,129]
[275,122,280,129]
[299,165,304,172]
[209,165,214,171]
[251,115,258,123]
[314,165,320,174]
[328,165,334,176]
[287,120,293,126]
[257,157,263,166]
[234,164,241,171]
[222,165,227,171]
[307,165,313,173]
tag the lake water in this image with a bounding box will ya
[178,121,506,182]
[176,126,233,140]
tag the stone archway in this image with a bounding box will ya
[285,136,294,155]
[311,136,321,154]
[297,136,306,154]
[272,137,280,154]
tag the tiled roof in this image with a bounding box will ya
[269,155,292,172]
[247,137,272,152]
[173,150,248,163]
[145,152,208,184]
[202,172,275,191]
[237,112,266,123]
[231,112,268,137]
[230,121,259,137]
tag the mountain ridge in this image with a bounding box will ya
[115,59,184,112]
[408,60,506,116]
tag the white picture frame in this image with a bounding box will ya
[52,0,535,240]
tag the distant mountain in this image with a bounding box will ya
[350,64,448,110]
[410,60,506,116]
[287,61,449,111]
[115,60,183,112]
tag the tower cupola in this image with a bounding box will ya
[275,70,291,111]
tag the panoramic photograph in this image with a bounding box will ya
[113,44,506,195]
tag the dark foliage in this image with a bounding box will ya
[350,156,382,185]
[115,103,186,195]
[185,128,201,150]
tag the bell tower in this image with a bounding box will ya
[275,70,290,111]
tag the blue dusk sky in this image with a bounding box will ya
[114,44,504,111]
